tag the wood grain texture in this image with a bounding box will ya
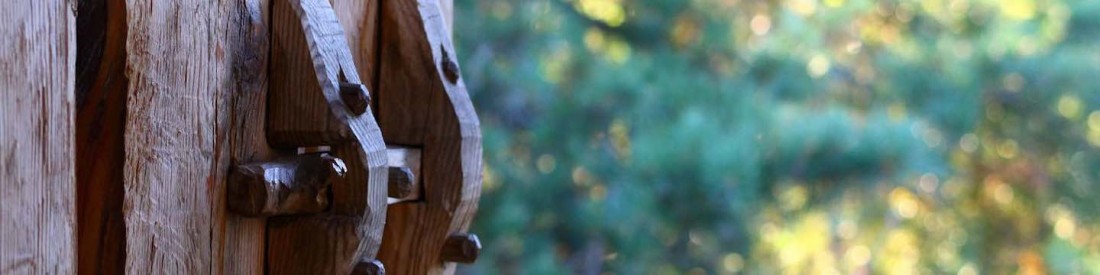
[220,0,273,273]
[267,0,349,148]
[330,0,380,93]
[266,0,379,148]
[0,0,76,273]
[265,0,388,272]
[122,0,269,273]
[375,0,483,273]
[75,0,129,272]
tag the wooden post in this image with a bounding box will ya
[0,0,76,273]
[121,0,272,273]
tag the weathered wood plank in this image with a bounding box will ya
[122,0,269,273]
[0,0,76,273]
[375,0,483,273]
[75,0,128,272]
[123,0,221,270]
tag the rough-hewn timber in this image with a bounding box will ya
[0,0,76,273]
[374,0,483,273]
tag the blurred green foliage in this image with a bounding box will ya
[452,0,1100,273]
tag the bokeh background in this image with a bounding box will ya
[451,0,1100,273]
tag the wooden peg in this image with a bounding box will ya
[440,233,481,264]
[227,153,346,217]
[385,146,422,204]
[352,259,385,275]
[388,166,415,199]
[340,82,370,115]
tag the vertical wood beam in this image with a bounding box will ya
[222,0,273,273]
[0,0,76,273]
[122,0,270,273]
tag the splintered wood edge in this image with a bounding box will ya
[267,0,388,272]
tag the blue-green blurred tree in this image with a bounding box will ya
[453,0,1100,273]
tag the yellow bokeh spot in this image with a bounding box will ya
[1055,216,1076,239]
[722,253,744,273]
[572,166,592,186]
[845,245,871,267]
[774,212,831,270]
[824,0,845,8]
[787,0,817,16]
[574,0,626,27]
[589,184,607,201]
[584,28,631,64]
[918,173,939,193]
[1002,0,1037,20]
[883,229,920,274]
[491,1,513,20]
[887,103,907,122]
[1088,111,1100,147]
[1002,73,1025,92]
[1088,111,1100,131]
[890,188,920,219]
[837,220,857,240]
[483,165,499,191]
[1089,128,1100,148]
[807,55,831,78]
[540,46,572,84]
[993,183,1014,205]
[959,133,980,153]
[606,39,632,64]
[671,16,700,48]
[536,154,556,174]
[997,139,1018,159]
[584,28,606,52]
[958,263,979,275]
[609,119,632,162]
[750,14,771,36]
[780,185,809,210]
[1057,95,1083,119]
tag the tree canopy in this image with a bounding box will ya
[454,0,1100,273]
